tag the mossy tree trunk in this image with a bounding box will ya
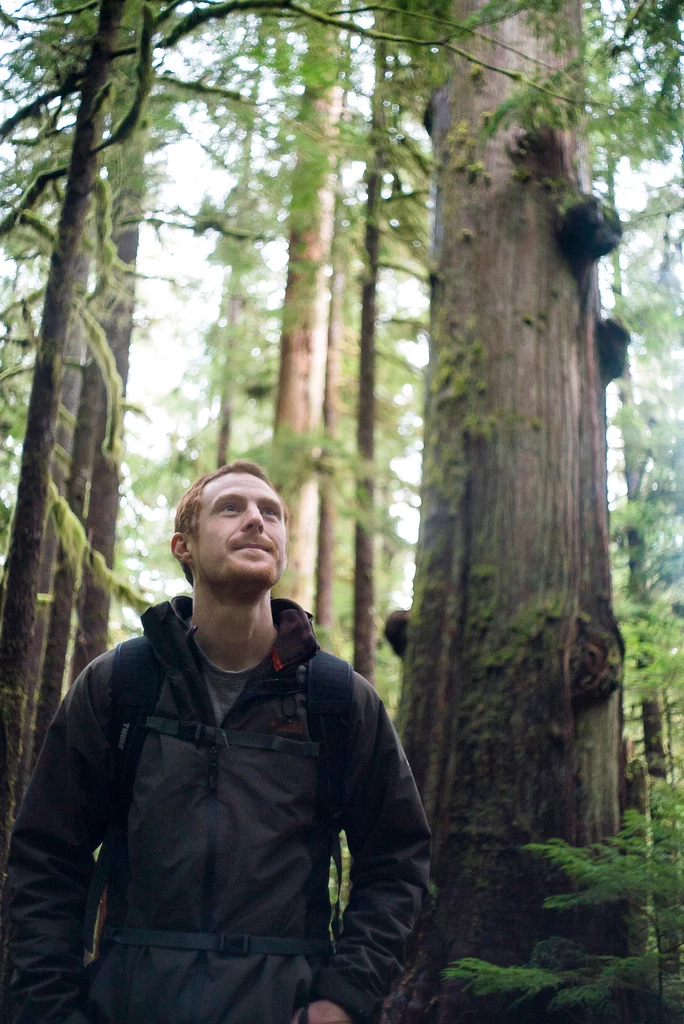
[384,9,623,1021]
[274,42,342,611]
[70,217,138,680]
[17,254,88,802]
[30,358,101,769]
[0,0,126,965]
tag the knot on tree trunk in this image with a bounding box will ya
[557,195,623,268]
[597,316,630,383]
[385,608,410,657]
[570,619,622,707]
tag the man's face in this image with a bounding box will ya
[173,473,287,597]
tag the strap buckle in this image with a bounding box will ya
[218,934,250,955]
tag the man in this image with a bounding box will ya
[8,461,430,1024]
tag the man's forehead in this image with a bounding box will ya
[200,473,282,509]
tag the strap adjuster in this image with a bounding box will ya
[218,934,250,955]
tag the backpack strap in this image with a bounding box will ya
[305,650,353,943]
[84,636,163,952]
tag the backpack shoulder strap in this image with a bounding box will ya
[306,650,354,826]
[110,635,163,787]
[84,635,162,952]
[305,651,353,944]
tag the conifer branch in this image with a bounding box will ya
[142,214,262,241]
[285,2,579,103]
[0,71,83,139]
[14,0,98,22]
[162,0,291,47]
[379,260,429,281]
[0,362,32,385]
[156,71,245,103]
[92,5,154,154]
[0,166,68,238]
[16,210,59,245]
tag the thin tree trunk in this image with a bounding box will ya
[31,358,100,767]
[384,8,623,1019]
[70,218,138,680]
[17,255,88,801]
[353,46,384,684]
[0,0,126,964]
[217,292,243,468]
[315,187,345,633]
[274,73,342,610]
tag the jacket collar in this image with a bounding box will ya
[140,595,319,717]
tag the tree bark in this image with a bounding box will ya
[31,357,101,768]
[217,292,243,468]
[274,60,343,611]
[70,218,138,680]
[0,0,126,964]
[385,9,623,1020]
[315,186,345,633]
[353,47,385,685]
[16,255,88,802]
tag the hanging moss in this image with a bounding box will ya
[17,210,58,246]
[48,481,148,612]
[103,4,154,149]
[75,303,124,465]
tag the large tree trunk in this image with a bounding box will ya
[315,186,345,636]
[70,218,138,680]
[385,9,623,1021]
[0,0,126,964]
[353,46,385,685]
[274,63,342,611]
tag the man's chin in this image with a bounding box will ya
[219,566,281,598]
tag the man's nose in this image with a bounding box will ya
[243,504,264,529]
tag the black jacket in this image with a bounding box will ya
[8,598,430,1024]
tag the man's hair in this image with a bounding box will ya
[173,460,287,586]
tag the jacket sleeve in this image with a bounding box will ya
[7,655,115,1024]
[309,674,431,1021]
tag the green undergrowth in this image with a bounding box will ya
[445,789,684,1021]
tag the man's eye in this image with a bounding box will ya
[263,508,277,517]
[222,503,237,512]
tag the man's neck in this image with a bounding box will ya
[190,588,277,671]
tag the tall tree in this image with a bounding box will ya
[71,210,140,678]
[274,32,342,610]
[385,9,625,1021]
[0,0,128,957]
[31,356,101,767]
[17,256,88,799]
[315,185,346,637]
[353,41,386,684]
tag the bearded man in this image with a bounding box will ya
[8,461,430,1024]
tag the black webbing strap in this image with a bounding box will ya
[84,637,162,952]
[102,926,331,958]
[144,717,320,758]
[305,651,353,943]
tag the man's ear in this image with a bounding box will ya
[171,532,193,573]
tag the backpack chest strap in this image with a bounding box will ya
[144,716,320,758]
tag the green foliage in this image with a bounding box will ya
[445,796,684,1019]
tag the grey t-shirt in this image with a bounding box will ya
[194,640,257,727]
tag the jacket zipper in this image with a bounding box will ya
[203,744,219,929]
